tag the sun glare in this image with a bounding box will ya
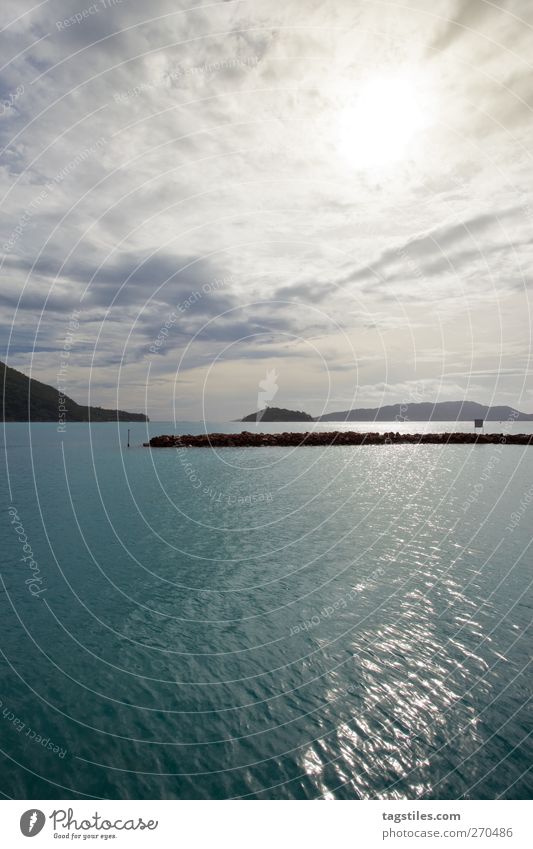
[337,75,427,169]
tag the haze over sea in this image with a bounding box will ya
[1,421,532,800]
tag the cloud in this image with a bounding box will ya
[274,280,336,302]
[1,0,532,416]
[337,206,530,299]
[429,0,510,55]
[3,250,230,306]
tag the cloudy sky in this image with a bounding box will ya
[1,0,532,420]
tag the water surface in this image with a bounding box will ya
[1,422,531,799]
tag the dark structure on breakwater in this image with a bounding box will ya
[145,431,533,448]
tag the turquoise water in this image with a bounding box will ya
[1,422,532,799]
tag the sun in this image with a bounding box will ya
[337,75,427,170]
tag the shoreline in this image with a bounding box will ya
[144,431,533,448]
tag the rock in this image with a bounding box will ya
[145,431,533,448]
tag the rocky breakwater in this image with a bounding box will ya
[144,431,533,447]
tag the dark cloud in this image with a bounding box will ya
[3,251,227,308]
[0,287,79,314]
[339,207,524,291]
[275,280,335,302]
[429,0,509,55]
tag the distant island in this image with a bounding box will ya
[1,360,148,422]
[241,406,314,422]
[239,400,533,422]
[317,400,533,422]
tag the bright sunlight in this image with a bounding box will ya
[337,75,428,169]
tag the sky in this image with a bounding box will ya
[1,0,532,420]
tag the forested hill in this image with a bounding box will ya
[1,361,148,422]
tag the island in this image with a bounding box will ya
[241,406,314,422]
[238,401,533,422]
[1,360,148,422]
[317,400,533,422]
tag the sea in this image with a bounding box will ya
[1,420,532,800]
